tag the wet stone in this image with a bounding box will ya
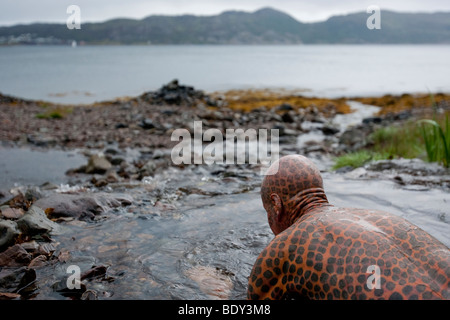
[0,267,36,295]
[0,220,20,251]
[0,207,25,220]
[28,255,48,268]
[0,244,32,267]
[33,193,133,221]
[16,205,61,236]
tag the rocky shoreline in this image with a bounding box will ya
[1,80,449,299]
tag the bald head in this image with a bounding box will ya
[261,155,328,234]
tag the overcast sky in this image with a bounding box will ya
[1,0,450,26]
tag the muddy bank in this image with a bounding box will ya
[0,80,449,300]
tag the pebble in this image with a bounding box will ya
[85,154,112,174]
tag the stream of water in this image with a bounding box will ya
[0,101,449,300]
[19,163,447,300]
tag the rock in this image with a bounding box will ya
[366,158,449,176]
[139,79,216,107]
[24,187,43,202]
[38,242,57,256]
[1,193,28,211]
[28,255,48,268]
[281,112,295,123]
[0,267,36,295]
[114,123,128,129]
[92,177,108,188]
[362,117,383,125]
[81,290,98,300]
[304,144,327,154]
[334,165,355,174]
[345,167,368,179]
[277,103,294,111]
[0,292,21,300]
[281,128,298,136]
[20,240,40,253]
[139,118,155,130]
[338,124,374,152]
[26,134,57,147]
[40,182,58,190]
[81,265,108,281]
[0,220,20,250]
[321,125,340,136]
[0,244,31,267]
[85,154,112,174]
[33,193,133,220]
[16,205,61,236]
[140,160,156,177]
[109,157,125,165]
[166,79,179,90]
[105,170,120,183]
[0,207,25,220]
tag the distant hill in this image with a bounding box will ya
[1,7,449,45]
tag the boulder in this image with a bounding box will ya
[33,193,133,220]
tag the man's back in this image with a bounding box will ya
[247,205,450,300]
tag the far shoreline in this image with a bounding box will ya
[0,84,450,107]
[1,85,449,115]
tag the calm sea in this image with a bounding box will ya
[0,45,449,104]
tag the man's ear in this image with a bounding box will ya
[270,193,284,222]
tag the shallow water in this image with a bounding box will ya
[0,146,86,189]
[8,159,446,300]
[1,105,449,299]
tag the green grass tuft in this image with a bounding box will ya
[36,111,64,119]
[332,150,387,171]
[418,114,450,168]
[369,121,425,160]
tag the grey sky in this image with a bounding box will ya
[1,0,450,26]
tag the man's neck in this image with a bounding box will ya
[287,187,331,225]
